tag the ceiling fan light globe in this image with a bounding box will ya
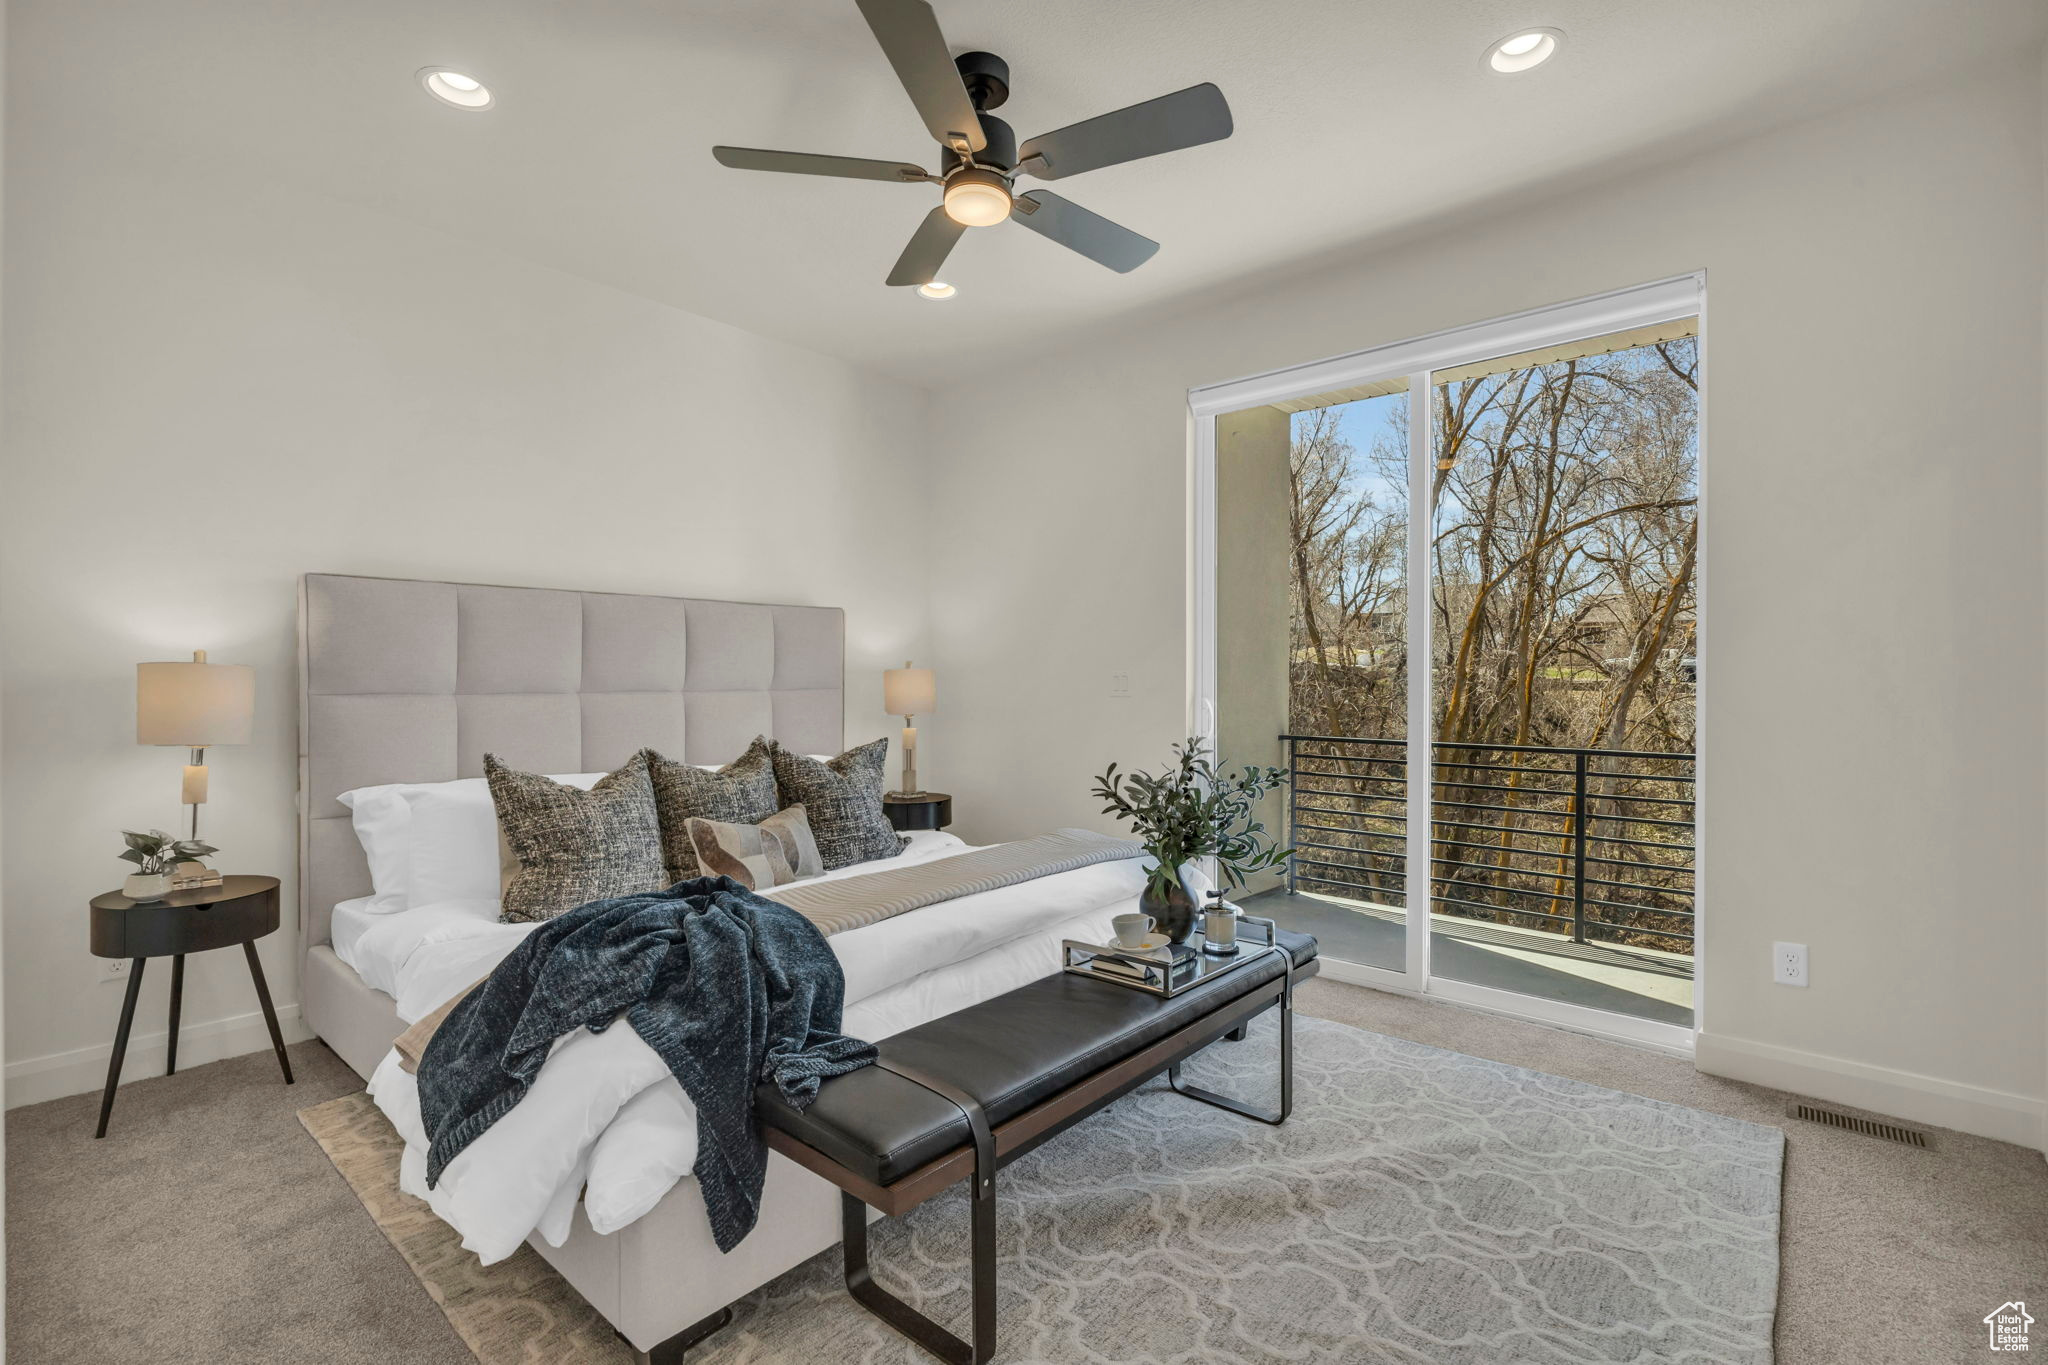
[943,174,1013,227]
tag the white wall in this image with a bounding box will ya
[931,56,2048,1149]
[0,140,932,1104]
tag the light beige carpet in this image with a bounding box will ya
[304,1013,1783,1364]
[299,1092,633,1363]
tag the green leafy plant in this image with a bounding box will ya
[1090,737,1292,900]
[118,829,216,876]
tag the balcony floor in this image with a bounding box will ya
[1241,887,1694,1028]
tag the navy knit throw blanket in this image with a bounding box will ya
[417,876,875,1252]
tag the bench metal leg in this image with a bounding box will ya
[1168,969,1296,1126]
[620,1304,733,1363]
[843,1059,998,1364]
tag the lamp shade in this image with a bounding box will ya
[137,651,254,746]
[883,662,936,717]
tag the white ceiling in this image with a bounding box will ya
[17,0,2045,385]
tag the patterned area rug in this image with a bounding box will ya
[301,1015,1783,1364]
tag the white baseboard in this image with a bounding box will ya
[5,1003,313,1109]
[1696,1030,2047,1152]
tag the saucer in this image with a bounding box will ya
[1115,932,1171,953]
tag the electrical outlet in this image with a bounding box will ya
[1108,672,1132,698]
[1772,941,1808,988]
[101,958,131,984]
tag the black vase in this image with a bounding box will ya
[1140,876,1199,945]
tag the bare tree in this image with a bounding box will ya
[1283,336,1700,949]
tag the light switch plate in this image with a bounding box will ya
[1109,672,1131,698]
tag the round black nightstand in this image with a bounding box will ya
[883,791,952,832]
[88,874,291,1137]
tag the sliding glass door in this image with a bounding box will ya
[1198,277,1703,1050]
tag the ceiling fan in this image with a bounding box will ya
[712,0,1233,288]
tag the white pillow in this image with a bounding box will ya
[338,773,606,913]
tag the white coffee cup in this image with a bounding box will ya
[1112,913,1156,948]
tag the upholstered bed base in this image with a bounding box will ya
[310,941,842,1351]
[303,947,404,1080]
[297,573,853,1354]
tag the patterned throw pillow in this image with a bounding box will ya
[769,738,904,871]
[487,752,667,923]
[644,739,781,884]
[685,805,824,891]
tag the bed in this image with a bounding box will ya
[296,573,1147,1358]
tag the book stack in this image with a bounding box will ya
[170,861,224,891]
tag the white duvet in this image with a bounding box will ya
[363,832,1147,1264]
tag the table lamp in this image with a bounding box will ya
[137,650,254,847]
[882,661,936,797]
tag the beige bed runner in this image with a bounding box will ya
[765,828,1144,937]
[395,830,1144,1073]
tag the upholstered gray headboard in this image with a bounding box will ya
[296,573,844,950]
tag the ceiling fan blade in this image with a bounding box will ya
[886,206,968,286]
[713,146,929,182]
[854,0,987,155]
[1010,191,1159,273]
[1017,83,1232,181]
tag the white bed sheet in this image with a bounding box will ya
[332,894,508,998]
[363,832,1148,1263]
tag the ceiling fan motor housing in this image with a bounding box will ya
[954,50,1010,110]
[941,113,1016,175]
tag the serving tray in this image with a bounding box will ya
[1061,915,1281,998]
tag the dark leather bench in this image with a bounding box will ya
[754,927,1318,1365]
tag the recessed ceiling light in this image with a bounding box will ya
[916,282,956,300]
[1485,28,1562,74]
[419,67,493,110]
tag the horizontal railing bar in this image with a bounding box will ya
[1593,790,1697,807]
[1294,837,1403,857]
[1427,834,1569,859]
[1430,816,1572,838]
[1432,800,1574,823]
[1582,851,1692,873]
[1581,871,1694,897]
[1294,856,1405,877]
[1293,783,1405,800]
[1425,879,1681,909]
[1280,734,1406,746]
[1429,778,1576,799]
[1293,776,1406,793]
[1431,894,1577,925]
[1294,869,1406,891]
[1428,756,1568,775]
[1294,810,1409,822]
[1289,751,1409,768]
[1580,892,1693,918]
[1292,769,1406,786]
[1294,818,1409,839]
[1588,812,1695,831]
[1585,831,1692,851]
[1283,735,1694,763]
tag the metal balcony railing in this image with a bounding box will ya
[1281,734,1695,953]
